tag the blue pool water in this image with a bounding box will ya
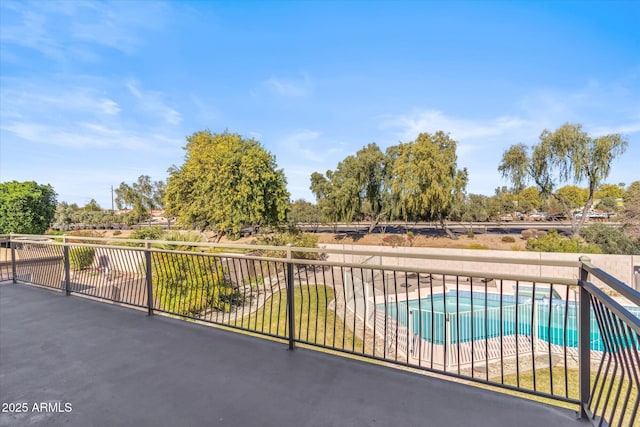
[380,291,640,351]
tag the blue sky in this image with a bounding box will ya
[1,0,639,209]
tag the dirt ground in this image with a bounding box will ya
[316,232,527,251]
[89,229,527,251]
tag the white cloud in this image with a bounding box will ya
[378,79,640,196]
[126,81,182,125]
[0,0,169,62]
[0,80,182,152]
[0,7,64,60]
[1,85,121,119]
[589,120,640,137]
[280,129,322,162]
[1,121,146,150]
[381,109,536,146]
[263,74,312,97]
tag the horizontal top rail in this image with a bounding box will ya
[7,235,579,285]
[580,256,640,306]
[9,238,147,252]
[6,233,580,268]
[288,256,580,286]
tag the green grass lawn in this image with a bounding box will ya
[233,285,366,353]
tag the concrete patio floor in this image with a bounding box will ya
[0,282,587,427]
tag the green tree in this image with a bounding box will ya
[516,186,542,213]
[388,131,468,238]
[309,172,342,230]
[83,198,101,212]
[596,197,620,214]
[164,130,289,238]
[310,143,390,233]
[622,181,640,239]
[115,175,165,224]
[499,123,627,236]
[310,160,361,226]
[555,185,588,210]
[595,183,625,214]
[485,194,504,220]
[288,199,323,231]
[0,181,57,234]
[53,202,76,230]
[492,186,518,217]
[595,183,626,200]
[450,194,490,222]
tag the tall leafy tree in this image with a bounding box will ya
[310,143,389,232]
[83,198,102,212]
[115,175,165,223]
[0,181,57,234]
[288,199,323,231]
[595,183,626,200]
[388,131,468,238]
[164,130,289,237]
[53,202,75,230]
[516,186,542,213]
[595,183,626,213]
[492,186,518,217]
[555,185,588,210]
[450,193,490,222]
[310,172,342,229]
[499,123,627,236]
[353,143,391,232]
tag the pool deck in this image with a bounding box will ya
[0,282,588,427]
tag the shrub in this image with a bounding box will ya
[469,243,488,250]
[501,236,516,243]
[158,231,203,251]
[152,253,242,314]
[131,226,164,241]
[406,231,415,247]
[580,224,640,255]
[253,231,323,260]
[69,247,96,270]
[466,231,475,239]
[526,230,601,254]
[382,234,405,247]
[112,230,122,236]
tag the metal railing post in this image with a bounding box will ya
[10,233,16,283]
[578,256,591,420]
[286,244,295,350]
[63,235,70,295]
[145,239,154,316]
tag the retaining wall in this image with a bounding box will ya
[322,244,640,291]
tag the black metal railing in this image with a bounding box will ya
[579,257,640,427]
[2,234,639,426]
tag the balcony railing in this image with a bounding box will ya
[1,233,638,426]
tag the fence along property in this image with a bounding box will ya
[1,234,638,426]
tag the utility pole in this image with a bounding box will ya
[111,185,114,211]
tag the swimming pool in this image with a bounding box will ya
[380,291,640,351]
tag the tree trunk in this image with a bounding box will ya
[367,212,384,234]
[440,215,458,240]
